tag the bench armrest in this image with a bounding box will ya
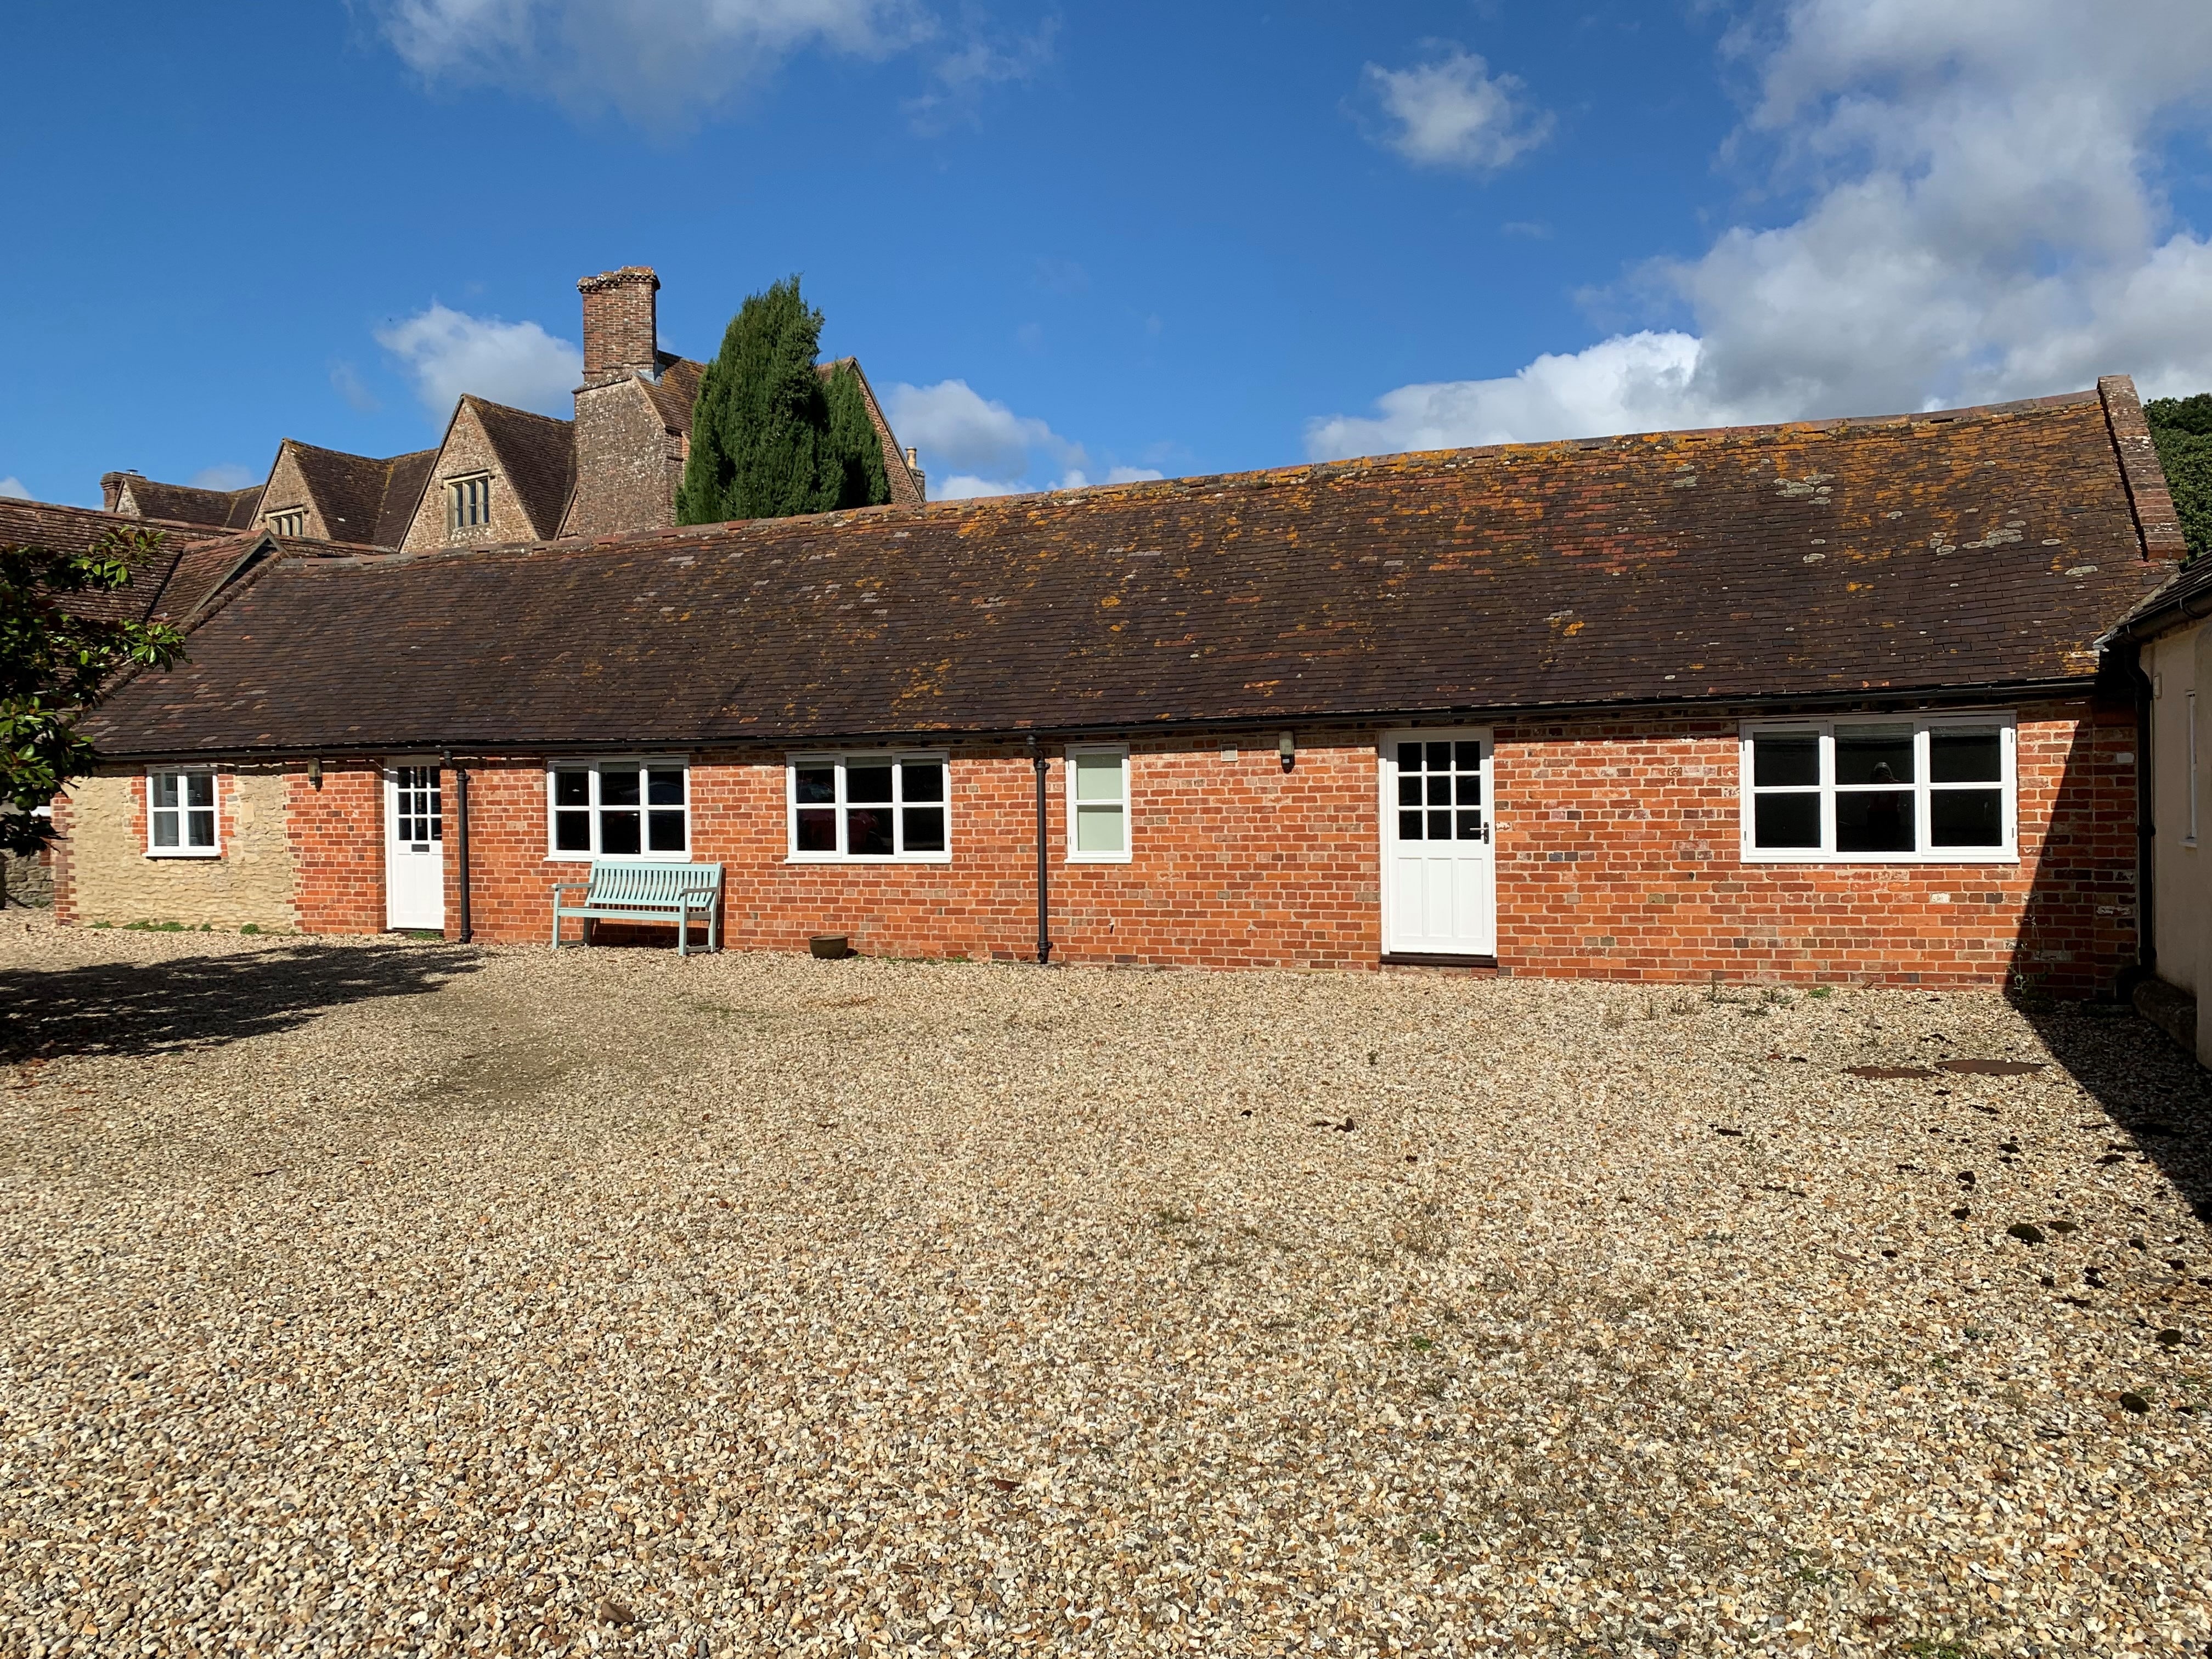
[676,885,720,902]
[551,882,591,898]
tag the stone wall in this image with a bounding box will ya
[561,380,680,539]
[2,850,53,909]
[54,765,298,930]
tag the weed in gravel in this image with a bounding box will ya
[1392,1199,1452,1259]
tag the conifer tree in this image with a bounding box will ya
[2146,393,2212,563]
[823,360,891,510]
[676,277,894,526]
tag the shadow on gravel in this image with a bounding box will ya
[0,941,481,1060]
[2012,997,2212,1229]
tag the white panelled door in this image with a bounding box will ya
[384,762,445,932]
[1380,730,1496,959]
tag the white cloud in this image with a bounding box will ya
[1062,466,1166,489]
[886,377,1080,478]
[1308,332,1715,456]
[188,464,257,492]
[1313,0,2212,458]
[885,380,1166,498]
[905,17,1056,134]
[0,476,30,500]
[375,303,583,422]
[329,359,381,414]
[1361,45,1552,173]
[375,0,928,126]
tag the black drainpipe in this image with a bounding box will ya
[443,749,473,945]
[1029,735,1052,965]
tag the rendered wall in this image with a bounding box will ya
[2146,628,2200,999]
[1491,700,2134,994]
[52,765,298,930]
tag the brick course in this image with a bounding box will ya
[199,699,2133,993]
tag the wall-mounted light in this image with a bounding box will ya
[1278,731,1296,773]
[307,758,323,791]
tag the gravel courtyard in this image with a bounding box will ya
[2,922,2208,1657]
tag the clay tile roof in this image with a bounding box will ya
[462,397,577,541]
[116,478,265,530]
[283,441,438,549]
[643,358,705,437]
[0,498,242,624]
[80,390,2175,758]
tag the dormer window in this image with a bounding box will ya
[447,474,494,532]
[266,508,308,537]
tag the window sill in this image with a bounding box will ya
[546,851,695,862]
[784,854,953,865]
[1741,850,2017,866]
[145,850,221,860]
[1066,853,1133,865]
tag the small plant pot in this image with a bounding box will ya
[809,934,852,961]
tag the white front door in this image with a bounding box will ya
[1380,729,1497,959]
[384,763,445,932]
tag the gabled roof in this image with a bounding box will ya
[280,441,438,549]
[109,476,265,530]
[81,387,2174,759]
[641,357,706,436]
[3,499,208,624]
[459,397,575,540]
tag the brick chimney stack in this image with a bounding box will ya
[578,267,660,387]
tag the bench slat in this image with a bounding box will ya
[552,861,724,955]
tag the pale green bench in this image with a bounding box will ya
[551,861,723,956]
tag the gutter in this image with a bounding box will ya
[441,748,473,945]
[82,676,2119,765]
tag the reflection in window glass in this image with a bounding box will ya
[549,764,688,857]
[1744,720,2011,859]
[1395,738,1483,842]
[788,755,952,859]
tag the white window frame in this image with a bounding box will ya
[1065,745,1133,864]
[146,768,219,859]
[1739,712,2017,865]
[265,507,308,537]
[786,752,952,864]
[545,759,691,861]
[447,473,494,532]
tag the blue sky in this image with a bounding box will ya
[5,1,2212,505]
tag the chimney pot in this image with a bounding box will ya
[578,266,660,387]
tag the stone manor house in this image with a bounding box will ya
[31,371,2202,999]
[98,267,927,552]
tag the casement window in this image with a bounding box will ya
[1740,715,2016,863]
[547,761,689,859]
[147,770,218,856]
[788,753,949,861]
[1065,746,1132,862]
[265,507,308,537]
[447,474,493,532]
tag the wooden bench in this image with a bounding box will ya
[550,861,723,956]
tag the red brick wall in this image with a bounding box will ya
[49,791,75,924]
[446,732,1380,968]
[261,698,2135,991]
[289,762,384,934]
[1490,699,2133,992]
